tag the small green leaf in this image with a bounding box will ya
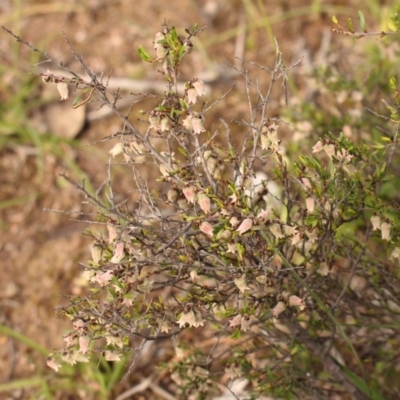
[170,27,178,41]
[178,147,188,156]
[72,94,82,107]
[390,76,397,90]
[332,15,338,24]
[358,11,367,32]
[347,17,354,32]
[137,46,153,62]
[231,328,242,340]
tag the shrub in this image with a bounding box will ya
[5,11,400,400]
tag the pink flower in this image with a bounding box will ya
[79,336,90,354]
[191,113,206,134]
[302,177,312,189]
[256,209,270,222]
[236,218,253,235]
[240,315,250,332]
[193,79,206,96]
[200,221,213,237]
[183,112,205,134]
[110,242,125,263]
[289,296,306,310]
[183,186,196,204]
[197,193,211,213]
[47,357,62,372]
[272,301,286,317]
[312,140,324,153]
[306,197,315,213]
[229,314,242,328]
[95,270,113,286]
[107,224,118,243]
[187,88,198,104]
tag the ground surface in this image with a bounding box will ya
[0,0,391,398]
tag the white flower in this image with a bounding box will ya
[57,82,69,100]
[177,309,204,328]
[390,247,400,260]
[193,79,205,96]
[370,215,381,231]
[187,87,198,104]
[183,112,205,134]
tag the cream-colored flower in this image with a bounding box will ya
[234,274,250,293]
[270,223,284,239]
[109,142,123,157]
[381,222,391,241]
[371,215,381,231]
[57,82,69,100]
[177,309,204,328]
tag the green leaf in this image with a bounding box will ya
[230,328,242,340]
[347,17,354,32]
[338,363,388,400]
[137,46,153,62]
[358,11,367,32]
[178,146,188,156]
[72,94,82,107]
[332,15,338,24]
[170,27,178,41]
